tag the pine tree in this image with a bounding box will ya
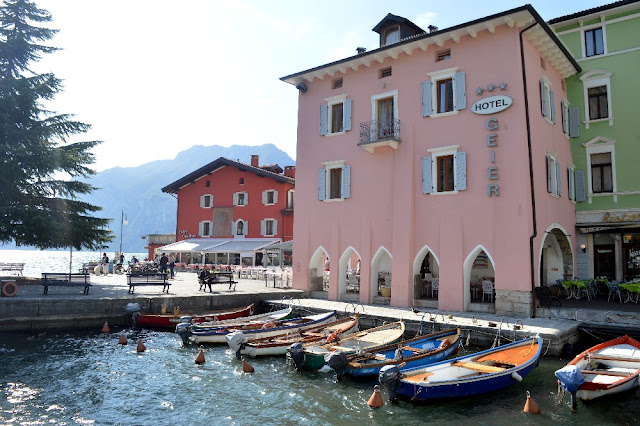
[0,0,112,250]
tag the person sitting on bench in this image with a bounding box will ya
[199,266,211,283]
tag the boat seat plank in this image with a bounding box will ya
[453,361,507,373]
[580,369,632,377]
[402,372,434,383]
[587,354,640,363]
[401,346,426,353]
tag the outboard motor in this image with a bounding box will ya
[226,331,249,359]
[555,365,585,411]
[178,315,193,324]
[175,323,192,346]
[289,342,305,370]
[379,364,402,403]
[325,350,349,381]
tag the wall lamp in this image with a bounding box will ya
[580,244,587,253]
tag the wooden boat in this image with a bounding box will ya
[298,321,405,371]
[182,311,338,345]
[344,328,460,377]
[385,336,542,402]
[135,304,255,330]
[555,335,640,408]
[231,315,359,357]
[190,307,293,331]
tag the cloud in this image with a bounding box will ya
[414,11,438,30]
[326,31,363,62]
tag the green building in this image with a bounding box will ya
[550,0,640,283]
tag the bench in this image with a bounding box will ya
[41,272,91,294]
[453,361,507,373]
[586,354,640,363]
[127,273,171,294]
[198,272,237,292]
[0,262,25,276]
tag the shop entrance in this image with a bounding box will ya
[594,245,615,279]
[623,233,640,281]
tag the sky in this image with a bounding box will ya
[32,0,607,172]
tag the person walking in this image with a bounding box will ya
[169,253,176,279]
[102,253,109,276]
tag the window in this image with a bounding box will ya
[287,189,294,209]
[540,57,546,70]
[200,194,213,208]
[232,219,247,236]
[591,152,613,193]
[423,68,466,117]
[588,86,608,120]
[233,192,248,206]
[199,221,212,237]
[262,190,278,205]
[333,78,343,89]
[382,26,399,46]
[237,221,244,235]
[318,161,351,201]
[422,146,466,194]
[568,165,576,202]
[437,78,453,114]
[585,27,604,57]
[319,94,351,136]
[546,154,561,197]
[239,178,244,185]
[205,180,210,187]
[261,219,277,236]
[379,67,392,78]
[539,78,555,123]
[436,49,451,62]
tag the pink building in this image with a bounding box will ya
[281,6,581,317]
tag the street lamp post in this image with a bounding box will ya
[119,210,128,255]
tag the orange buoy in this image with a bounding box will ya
[118,334,128,345]
[101,322,110,333]
[195,348,206,365]
[242,359,254,373]
[367,385,384,408]
[1,281,18,297]
[136,339,147,352]
[523,391,541,414]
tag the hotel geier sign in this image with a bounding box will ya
[472,94,513,197]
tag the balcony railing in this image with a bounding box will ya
[358,119,401,152]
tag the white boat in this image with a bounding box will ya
[190,307,292,330]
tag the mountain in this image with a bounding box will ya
[2,144,295,252]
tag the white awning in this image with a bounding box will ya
[157,238,279,254]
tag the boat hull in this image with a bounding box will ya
[136,304,254,329]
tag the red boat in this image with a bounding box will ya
[135,304,255,329]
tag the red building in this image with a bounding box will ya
[160,155,295,265]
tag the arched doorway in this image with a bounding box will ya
[412,245,440,307]
[464,245,496,312]
[539,225,574,288]
[309,246,330,293]
[339,246,361,301]
[370,247,392,302]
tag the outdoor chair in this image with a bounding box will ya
[482,280,494,303]
[608,280,622,303]
[431,278,439,298]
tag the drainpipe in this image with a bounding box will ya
[520,22,538,318]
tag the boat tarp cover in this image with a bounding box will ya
[555,365,585,392]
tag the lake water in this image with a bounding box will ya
[0,250,148,278]
[1,329,638,425]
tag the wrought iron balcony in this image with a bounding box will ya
[358,119,401,153]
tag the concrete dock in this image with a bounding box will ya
[1,271,637,356]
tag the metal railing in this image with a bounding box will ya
[359,119,401,146]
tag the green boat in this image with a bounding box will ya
[299,321,405,371]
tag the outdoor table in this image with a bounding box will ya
[561,280,589,300]
[619,282,640,303]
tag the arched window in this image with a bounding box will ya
[237,221,244,235]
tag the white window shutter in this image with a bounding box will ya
[344,99,352,131]
[547,156,553,193]
[245,192,248,205]
[262,191,267,205]
[562,101,568,134]
[200,195,204,208]
[233,193,238,205]
[453,72,466,111]
[244,220,248,235]
[422,81,433,117]
[556,160,561,197]
[540,80,546,117]
[231,220,236,235]
[318,168,326,200]
[260,220,265,236]
[273,191,278,204]
[454,152,467,191]
[342,165,351,199]
[273,220,278,236]
[198,221,203,236]
[422,157,433,194]
[550,90,556,123]
[319,105,328,135]
[575,170,586,202]
[568,106,580,137]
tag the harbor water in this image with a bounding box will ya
[1,329,638,425]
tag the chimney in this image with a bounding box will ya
[428,25,439,33]
[251,155,259,167]
[356,47,367,55]
[284,166,296,179]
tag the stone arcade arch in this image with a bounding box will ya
[412,245,441,304]
[539,224,574,288]
[463,245,497,311]
[339,246,361,300]
[309,246,329,292]
[370,246,392,302]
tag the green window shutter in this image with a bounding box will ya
[422,157,433,194]
[568,106,580,137]
[454,151,467,191]
[342,165,351,199]
[344,99,352,131]
[318,168,326,200]
[422,81,432,117]
[453,72,466,111]
[319,105,328,135]
[575,170,586,202]
[550,90,556,123]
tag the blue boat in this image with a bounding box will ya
[344,328,460,377]
[379,336,542,402]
